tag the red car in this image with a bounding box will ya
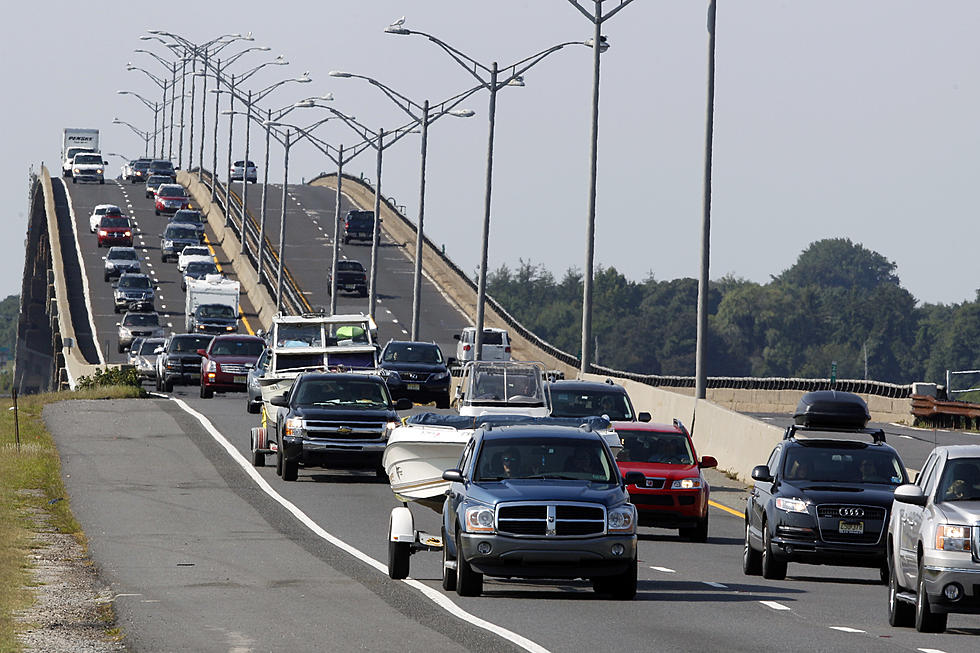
[154,183,191,216]
[97,215,134,248]
[613,419,717,542]
[198,335,265,398]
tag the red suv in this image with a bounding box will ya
[613,419,717,542]
[97,215,134,248]
[198,335,265,398]
[155,183,191,216]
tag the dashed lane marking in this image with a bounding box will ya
[759,601,790,611]
[702,582,727,589]
[829,627,864,633]
[649,566,675,573]
[917,649,947,653]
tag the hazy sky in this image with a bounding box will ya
[3,1,978,305]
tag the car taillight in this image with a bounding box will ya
[505,346,511,353]
[462,344,471,351]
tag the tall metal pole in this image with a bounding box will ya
[329,145,344,316]
[474,63,499,362]
[178,57,187,167]
[168,62,177,161]
[695,0,718,400]
[367,128,384,319]
[224,74,236,225]
[198,54,208,180]
[211,62,221,202]
[257,110,272,286]
[240,90,252,256]
[580,3,603,375]
[187,59,196,171]
[275,131,291,312]
[152,102,159,157]
[159,83,167,159]
[410,101,430,340]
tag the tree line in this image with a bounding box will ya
[486,238,980,386]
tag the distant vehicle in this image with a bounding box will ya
[379,340,451,408]
[155,333,214,392]
[177,245,212,272]
[342,210,376,245]
[71,152,107,184]
[89,204,122,233]
[184,276,239,332]
[170,209,206,242]
[62,128,99,177]
[117,311,164,353]
[145,174,172,198]
[129,337,165,381]
[198,335,265,398]
[549,379,648,422]
[155,184,190,215]
[329,259,368,297]
[230,160,257,183]
[97,216,134,248]
[103,246,140,281]
[246,348,271,414]
[160,223,200,263]
[454,327,511,362]
[147,159,176,182]
[124,158,152,183]
[181,261,220,291]
[113,273,155,313]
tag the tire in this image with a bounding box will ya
[441,529,457,591]
[247,398,260,414]
[251,448,265,467]
[681,514,709,543]
[155,209,160,216]
[436,396,451,410]
[915,564,948,632]
[888,556,914,627]
[879,562,890,585]
[455,533,482,597]
[161,254,167,263]
[99,179,105,185]
[282,458,298,482]
[743,520,762,575]
[200,384,213,398]
[162,378,173,393]
[761,522,787,580]
[72,178,77,184]
[592,557,637,600]
[103,273,109,282]
[388,539,410,580]
[117,343,124,354]
[113,305,119,314]
[276,443,284,477]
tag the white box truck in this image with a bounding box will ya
[62,128,100,178]
[185,275,241,333]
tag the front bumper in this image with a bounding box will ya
[74,172,104,182]
[919,549,980,614]
[201,369,250,392]
[99,235,133,247]
[459,532,637,579]
[281,435,385,468]
[630,488,707,527]
[115,297,154,312]
[193,322,238,334]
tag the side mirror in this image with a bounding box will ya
[103,160,109,165]
[394,398,414,411]
[453,334,461,341]
[751,465,773,483]
[153,346,164,354]
[196,349,207,356]
[637,412,652,423]
[441,469,464,483]
[256,329,265,338]
[115,322,121,327]
[623,471,646,487]
[699,455,718,470]
[893,484,927,506]
[270,395,289,407]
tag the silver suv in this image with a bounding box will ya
[887,445,980,632]
[117,312,165,353]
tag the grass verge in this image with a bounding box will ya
[0,385,143,651]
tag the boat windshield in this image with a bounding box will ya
[468,363,544,405]
[276,323,323,348]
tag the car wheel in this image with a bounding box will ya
[743,520,762,575]
[888,554,914,627]
[879,562,890,585]
[275,441,284,477]
[247,399,260,414]
[454,532,482,597]
[117,343,124,354]
[281,457,298,482]
[99,179,104,185]
[436,396,451,410]
[72,178,77,184]
[682,513,709,543]
[200,383,213,399]
[761,521,787,580]
[915,562,948,632]
[161,254,167,263]
[441,528,457,591]
[388,535,411,580]
[163,378,173,393]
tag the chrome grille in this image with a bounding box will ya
[815,503,887,545]
[496,502,606,538]
[304,419,385,441]
[817,505,886,520]
[220,364,251,374]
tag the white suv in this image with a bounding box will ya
[454,327,511,362]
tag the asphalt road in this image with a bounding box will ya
[51,177,980,652]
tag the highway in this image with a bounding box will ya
[50,176,980,652]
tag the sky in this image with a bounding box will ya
[2,1,978,306]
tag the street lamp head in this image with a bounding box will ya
[449,109,476,118]
[116,90,129,95]
[328,71,352,78]
[385,16,409,34]
[257,46,272,51]
[208,88,221,94]
[296,72,312,83]
[319,93,334,101]
[294,99,315,108]
[221,109,235,115]
[263,120,282,127]
[507,75,525,87]
[134,48,149,54]
[585,36,610,53]
[139,35,153,40]
[112,118,122,124]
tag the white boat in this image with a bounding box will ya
[383,419,474,511]
[455,360,552,418]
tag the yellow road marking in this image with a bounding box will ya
[203,237,255,336]
[708,500,743,518]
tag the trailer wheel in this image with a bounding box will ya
[387,519,411,580]
[250,428,266,467]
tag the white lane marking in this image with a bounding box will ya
[649,566,675,573]
[759,601,790,611]
[60,181,106,365]
[891,423,950,433]
[167,322,173,328]
[917,649,947,653]
[401,329,408,335]
[163,397,550,653]
[829,626,864,633]
[899,435,914,440]
[391,319,399,324]
[161,305,167,310]
[702,581,727,588]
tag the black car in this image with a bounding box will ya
[155,334,214,392]
[265,372,413,481]
[160,224,201,263]
[343,210,376,244]
[145,174,172,198]
[170,209,207,242]
[743,391,909,582]
[438,424,643,598]
[113,273,155,313]
[329,259,368,297]
[127,158,152,183]
[148,159,176,181]
[549,379,650,422]
[379,340,451,408]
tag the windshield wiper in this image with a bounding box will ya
[523,474,589,481]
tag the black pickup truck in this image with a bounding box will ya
[329,260,368,297]
[342,210,376,245]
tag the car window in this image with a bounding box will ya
[474,438,615,483]
[766,446,781,476]
[123,314,159,326]
[118,276,151,289]
[277,324,323,348]
[616,430,693,464]
[292,378,389,408]
[256,349,270,371]
[108,250,137,260]
[172,336,212,352]
[186,262,218,275]
[917,454,938,489]
[482,330,505,345]
[182,247,210,257]
[139,339,163,354]
[781,447,905,485]
[383,343,442,364]
[936,458,980,502]
[551,389,633,420]
[101,217,130,228]
[165,227,198,240]
[74,154,103,164]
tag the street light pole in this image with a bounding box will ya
[178,57,187,166]
[225,75,236,225]
[168,61,177,160]
[368,128,384,316]
[188,60,196,171]
[410,101,429,340]
[198,54,208,180]
[240,89,252,256]
[473,63,498,362]
[152,102,159,156]
[276,130,291,312]
[258,109,273,286]
[330,144,344,315]
[211,62,222,201]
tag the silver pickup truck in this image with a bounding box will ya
[886,445,980,632]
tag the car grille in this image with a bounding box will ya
[398,372,430,382]
[304,419,386,441]
[816,505,886,520]
[631,495,673,507]
[496,502,606,538]
[220,364,251,374]
[816,503,887,545]
[641,477,666,489]
[129,330,156,337]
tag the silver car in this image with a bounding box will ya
[887,444,980,632]
[104,246,141,282]
[117,312,165,353]
[129,337,165,381]
[230,159,257,183]
[246,348,270,414]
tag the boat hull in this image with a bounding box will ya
[383,427,472,505]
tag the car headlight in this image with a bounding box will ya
[73,168,80,173]
[284,417,305,437]
[98,230,107,236]
[96,168,103,174]
[206,360,216,373]
[607,505,637,533]
[124,231,131,237]
[225,325,235,331]
[936,525,973,552]
[775,497,810,514]
[430,370,450,381]
[464,506,496,533]
[671,477,702,490]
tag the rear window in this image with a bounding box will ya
[165,227,198,240]
[123,314,159,327]
[209,339,263,357]
[108,249,137,260]
[101,217,130,228]
[482,330,506,345]
[616,430,692,465]
[337,261,365,271]
[186,262,218,275]
[173,210,203,223]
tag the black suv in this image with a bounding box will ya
[379,340,451,408]
[743,390,909,582]
[439,425,643,598]
[266,372,412,481]
[329,259,368,297]
[148,159,176,182]
[549,379,650,422]
[343,210,376,244]
[155,334,214,392]
[160,224,201,263]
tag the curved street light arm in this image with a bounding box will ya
[134,48,174,69]
[223,45,272,68]
[331,72,423,120]
[566,0,636,23]
[393,28,492,87]
[498,40,589,89]
[127,64,167,89]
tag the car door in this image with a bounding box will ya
[444,439,476,549]
[749,445,781,546]
[899,453,939,581]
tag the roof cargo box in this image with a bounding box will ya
[793,390,870,429]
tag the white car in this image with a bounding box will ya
[176,245,212,272]
[89,204,122,233]
[454,326,512,362]
[230,160,257,183]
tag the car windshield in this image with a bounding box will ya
[182,247,209,257]
[133,160,151,169]
[469,365,544,405]
[171,336,212,353]
[173,211,203,223]
[158,185,185,197]
[551,389,634,420]
[474,437,616,483]
[108,249,137,261]
[338,261,364,271]
[198,305,234,319]
[937,457,980,502]
[123,314,159,327]
[616,430,694,465]
[383,343,442,364]
[150,161,173,170]
[186,262,218,275]
[101,217,130,228]
[781,447,906,485]
[75,155,102,165]
[118,276,151,289]
[166,227,198,240]
[147,176,169,185]
[138,339,163,354]
[209,339,263,357]
[291,378,389,408]
[276,324,323,348]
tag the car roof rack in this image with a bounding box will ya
[672,418,688,435]
[783,424,886,444]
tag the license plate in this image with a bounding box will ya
[406,383,420,391]
[233,376,246,384]
[344,285,355,290]
[839,520,864,535]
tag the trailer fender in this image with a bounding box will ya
[251,427,267,451]
[389,506,415,543]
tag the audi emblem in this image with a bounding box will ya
[838,507,864,518]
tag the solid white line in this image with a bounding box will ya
[891,423,949,433]
[649,566,675,573]
[829,626,864,633]
[917,649,947,653]
[759,601,790,611]
[61,181,106,365]
[702,581,727,589]
[899,435,913,440]
[165,397,550,653]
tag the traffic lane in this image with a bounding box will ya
[46,398,479,653]
[173,391,980,653]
